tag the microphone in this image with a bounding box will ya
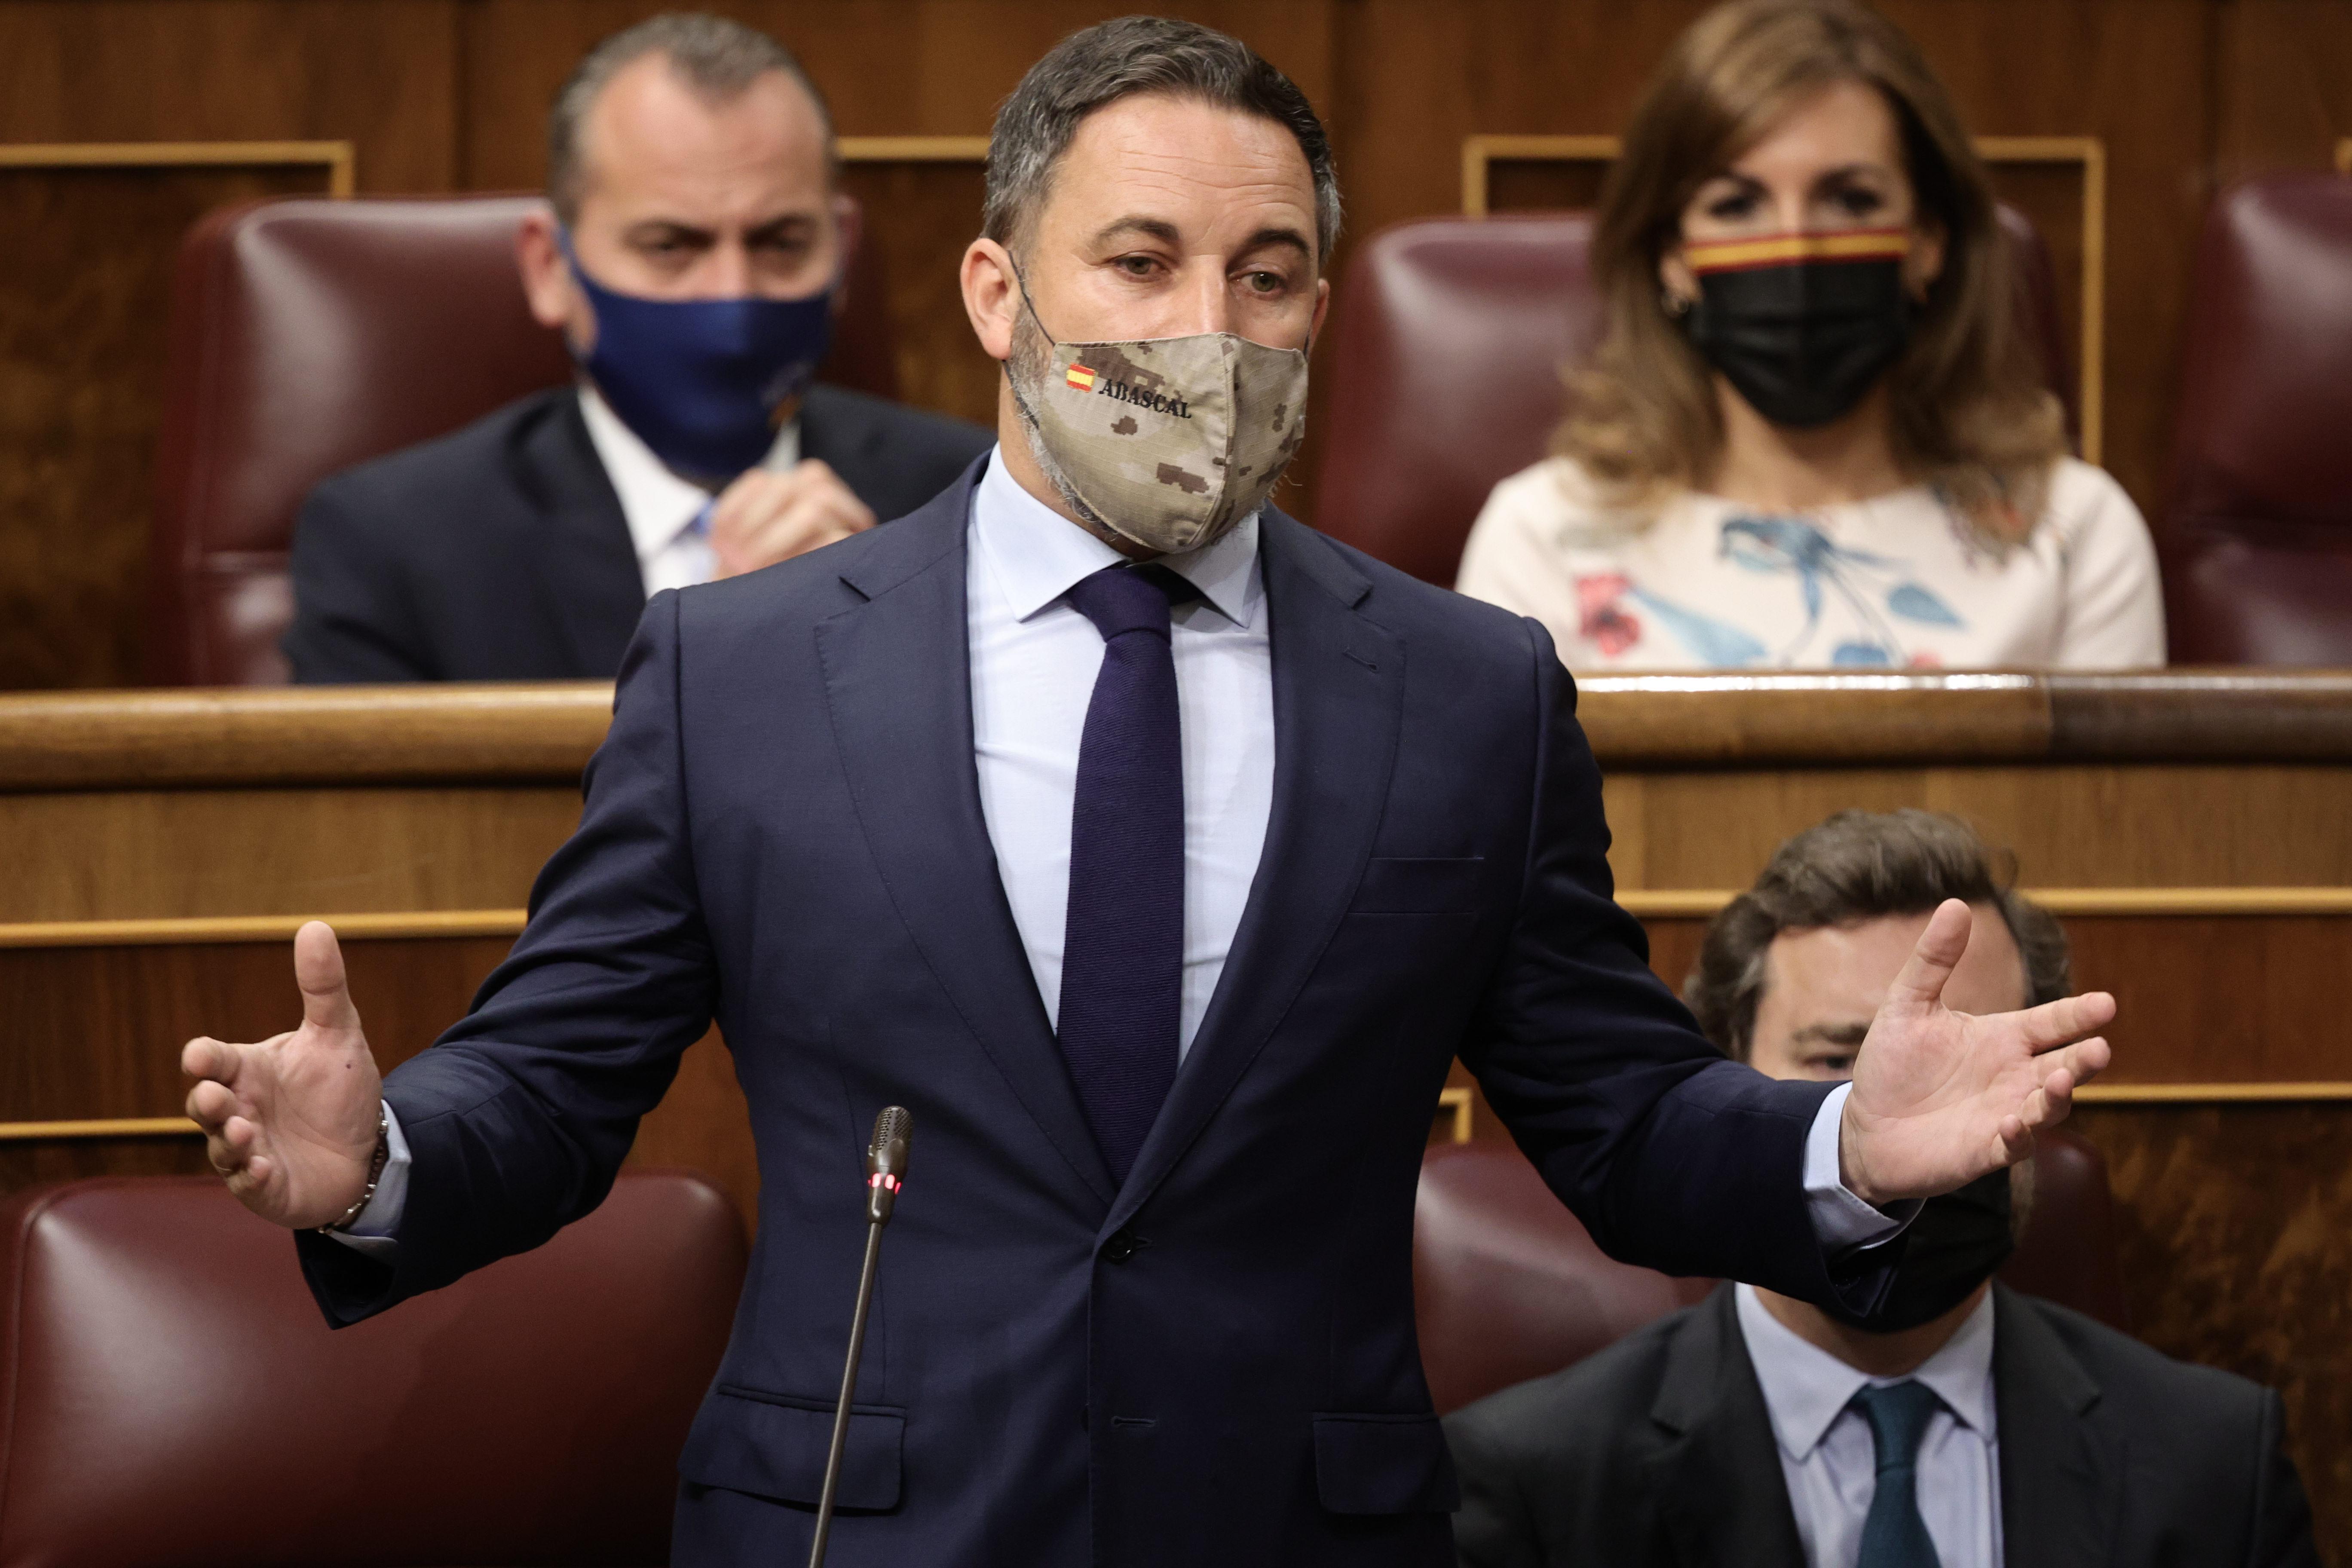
[808,1106,913,1568]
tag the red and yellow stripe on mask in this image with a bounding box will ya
[1683,227,1911,276]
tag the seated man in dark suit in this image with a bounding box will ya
[1446,809,2319,1568]
[285,12,991,682]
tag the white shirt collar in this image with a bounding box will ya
[1734,1282,1998,1463]
[577,385,802,573]
[971,443,1262,629]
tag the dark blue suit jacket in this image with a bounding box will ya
[283,383,992,682]
[297,461,1886,1567]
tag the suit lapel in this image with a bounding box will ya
[512,389,649,677]
[1994,1286,2114,1568]
[817,468,1118,1208]
[1106,510,1403,1231]
[1645,1288,1810,1568]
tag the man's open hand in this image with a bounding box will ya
[1841,899,2115,1204]
[708,458,876,577]
[181,921,383,1229]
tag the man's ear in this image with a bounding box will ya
[515,205,582,339]
[1308,275,1331,346]
[961,236,1020,364]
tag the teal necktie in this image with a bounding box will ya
[1851,1380,1945,1568]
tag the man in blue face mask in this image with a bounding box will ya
[283,13,992,683]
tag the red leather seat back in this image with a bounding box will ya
[0,1171,746,1567]
[1994,1127,2131,1330]
[1314,214,1604,589]
[146,193,899,686]
[2158,173,2352,664]
[1413,1127,2125,1414]
[1313,207,2076,586]
[1414,1137,1712,1415]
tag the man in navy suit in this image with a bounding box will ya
[284,13,990,683]
[185,20,2115,1566]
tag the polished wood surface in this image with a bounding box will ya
[0,681,610,788]
[2071,1101,2352,1550]
[3,0,2349,687]
[10,671,2352,788]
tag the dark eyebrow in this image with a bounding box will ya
[1814,162,1896,184]
[1090,215,1183,249]
[1235,226,1314,264]
[622,220,717,247]
[1788,1021,1871,1048]
[744,212,822,244]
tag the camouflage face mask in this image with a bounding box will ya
[1008,278,1310,555]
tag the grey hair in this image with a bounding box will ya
[983,16,1342,263]
[1684,809,2072,1062]
[547,12,835,224]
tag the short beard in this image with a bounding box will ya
[1005,308,1123,543]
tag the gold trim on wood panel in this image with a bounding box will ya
[0,1117,201,1142]
[1460,134,1621,217]
[0,909,528,949]
[1459,133,2106,462]
[2073,1082,2352,1104]
[0,140,355,197]
[838,136,990,162]
[1973,137,2105,464]
[1436,1087,1473,1144]
[1615,886,2352,919]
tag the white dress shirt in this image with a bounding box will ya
[968,448,1271,1057]
[334,446,1901,1252]
[1736,1282,2002,1568]
[577,385,801,597]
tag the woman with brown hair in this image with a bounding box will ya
[1455,0,2162,670]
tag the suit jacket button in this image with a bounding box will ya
[1103,1228,1138,1265]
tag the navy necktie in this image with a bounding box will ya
[1852,1380,1945,1568]
[1057,563,1198,1186]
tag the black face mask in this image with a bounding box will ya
[1820,1167,2015,1333]
[1681,228,1916,430]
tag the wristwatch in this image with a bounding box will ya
[317,1101,392,1235]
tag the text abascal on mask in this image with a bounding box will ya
[1065,361,1192,419]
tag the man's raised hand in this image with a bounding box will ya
[1841,899,2116,1205]
[181,920,383,1228]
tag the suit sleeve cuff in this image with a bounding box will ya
[1804,1083,1919,1252]
[322,1099,411,1260]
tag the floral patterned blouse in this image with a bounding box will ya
[1456,456,2164,671]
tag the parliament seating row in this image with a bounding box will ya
[0,1133,2122,1564]
[142,174,2352,686]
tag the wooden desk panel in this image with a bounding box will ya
[1605,765,2352,890]
[0,787,581,922]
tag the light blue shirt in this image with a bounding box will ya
[1736,1282,2002,1568]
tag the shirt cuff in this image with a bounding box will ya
[1803,1082,1919,1252]
[322,1099,411,1260]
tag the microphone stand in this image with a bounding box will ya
[808,1106,911,1568]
